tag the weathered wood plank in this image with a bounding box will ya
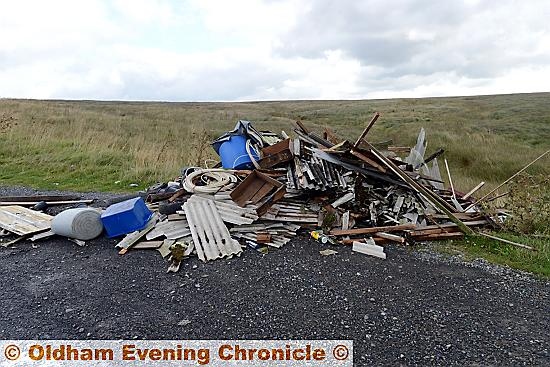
[331,223,415,236]
[0,205,53,235]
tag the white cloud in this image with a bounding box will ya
[0,0,549,101]
[112,0,179,25]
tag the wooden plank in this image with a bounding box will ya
[350,149,387,173]
[116,214,159,255]
[409,228,462,237]
[0,194,80,202]
[256,185,286,216]
[30,230,56,242]
[238,179,265,205]
[375,232,405,243]
[444,158,456,200]
[0,200,93,206]
[295,120,310,134]
[413,232,464,240]
[341,237,389,245]
[353,112,380,148]
[331,223,415,236]
[411,220,488,233]
[261,138,290,156]
[250,183,274,203]
[428,213,484,220]
[387,146,411,153]
[167,214,186,221]
[1,235,30,247]
[230,170,282,207]
[478,232,535,251]
[256,233,271,243]
[462,181,485,200]
[133,240,164,249]
[485,191,509,203]
[261,211,317,223]
[0,206,53,235]
[258,150,293,169]
[323,127,341,145]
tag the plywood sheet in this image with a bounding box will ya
[0,205,53,236]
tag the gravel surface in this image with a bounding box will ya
[0,186,548,366]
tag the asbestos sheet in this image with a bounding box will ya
[183,197,242,262]
[189,195,258,225]
[0,205,53,236]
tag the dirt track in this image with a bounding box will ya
[0,187,549,366]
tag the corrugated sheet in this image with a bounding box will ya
[183,197,242,262]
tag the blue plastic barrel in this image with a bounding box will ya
[218,135,259,169]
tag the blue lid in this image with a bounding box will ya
[102,197,142,217]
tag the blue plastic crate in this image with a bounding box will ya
[101,197,153,238]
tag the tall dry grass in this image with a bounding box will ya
[0,94,549,192]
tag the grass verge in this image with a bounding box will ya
[438,233,550,278]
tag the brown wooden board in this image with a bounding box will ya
[350,148,387,173]
[0,195,81,202]
[331,223,415,236]
[251,184,275,203]
[256,185,286,216]
[0,200,93,206]
[261,138,291,156]
[413,232,464,240]
[230,170,284,209]
[354,112,380,148]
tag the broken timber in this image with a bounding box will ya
[331,223,415,236]
[366,142,475,235]
[116,214,159,255]
[0,205,53,236]
[353,112,380,148]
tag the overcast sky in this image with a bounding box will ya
[1,0,549,101]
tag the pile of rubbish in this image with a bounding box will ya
[4,113,525,271]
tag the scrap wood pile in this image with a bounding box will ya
[5,112,537,271]
[104,113,498,271]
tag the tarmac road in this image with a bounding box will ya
[0,187,548,366]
